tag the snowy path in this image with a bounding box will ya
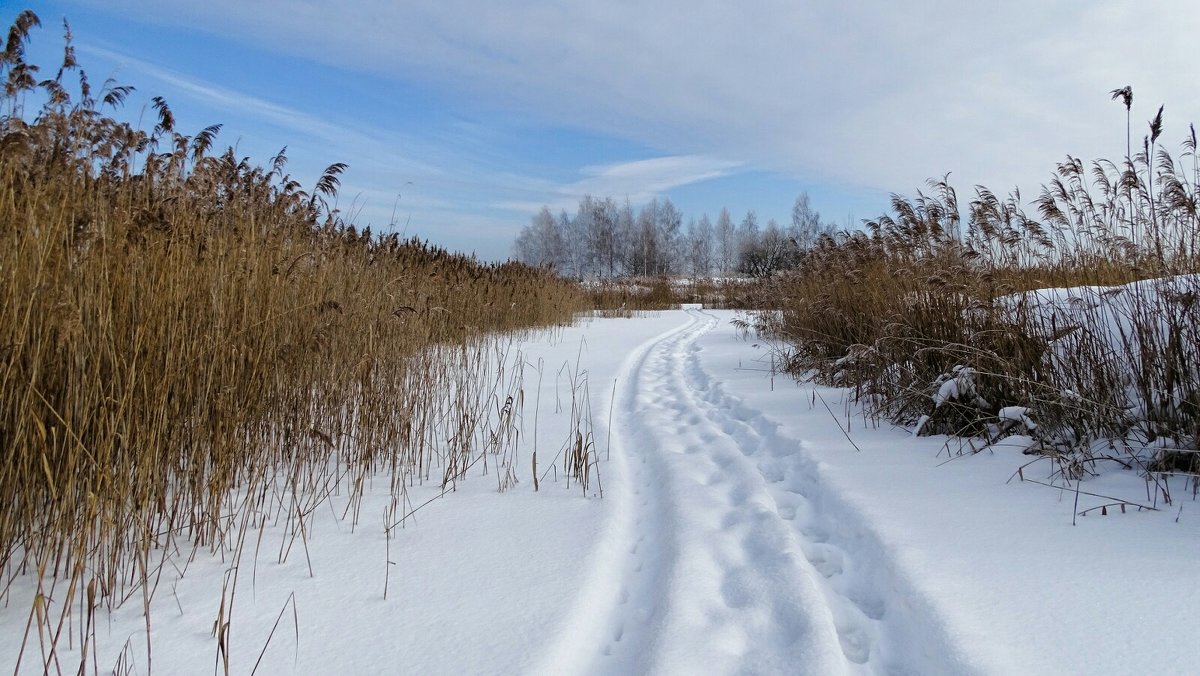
[5,309,1196,675]
[541,309,947,675]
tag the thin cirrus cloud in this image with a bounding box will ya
[60,0,1200,260]
[80,1,1200,191]
[496,155,745,214]
[69,39,735,255]
[76,43,447,178]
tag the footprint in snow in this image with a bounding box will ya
[803,543,845,578]
[848,592,886,621]
[758,461,787,483]
[720,569,757,609]
[836,623,872,664]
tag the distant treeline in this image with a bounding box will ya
[512,193,837,278]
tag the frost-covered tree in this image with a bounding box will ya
[585,196,620,277]
[517,195,811,278]
[685,213,714,279]
[616,198,637,275]
[512,227,536,265]
[629,199,659,276]
[656,197,683,275]
[790,191,831,252]
[512,206,563,268]
[715,207,736,276]
[736,210,760,273]
[557,209,592,278]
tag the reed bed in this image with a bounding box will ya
[584,276,756,315]
[1,11,587,672]
[754,99,1200,499]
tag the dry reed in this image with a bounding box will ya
[752,96,1200,499]
[1,11,588,672]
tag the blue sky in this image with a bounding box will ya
[17,1,1200,260]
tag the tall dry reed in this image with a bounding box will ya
[754,96,1200,496]
[1,11,587,672]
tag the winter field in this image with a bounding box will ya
[4,307,1196,675]
[5,7,1200,676]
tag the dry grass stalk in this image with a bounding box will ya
[751,98,1200,501]
[1,12,589,672]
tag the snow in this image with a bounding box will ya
[3,308,1198,675]
[997,405,1037,430]
[932,366,990,410]
[690,309,1200,675]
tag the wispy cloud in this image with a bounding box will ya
[58,1,1200,261]
[77,42,449,177]
[94,0,1200,200]
[70,40,590,255]
[496,155,743,213]
[80,44,357,142]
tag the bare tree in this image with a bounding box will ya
[557,208,587,277]
[760,218,789,273]
[715,207,736,276]
[572,196,598,278]
[616,198,637,274]
[736,209,760,273]
[686,213,714,279]
[631,199,659,276]
[656,197,683,275]
[584,195,620,277]
[518,195,807,279]
[512,206,563,268]
[790,192,825,251]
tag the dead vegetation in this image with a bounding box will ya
[583,276,759,315]
[752,92,1200,503]
[0,11,589,672]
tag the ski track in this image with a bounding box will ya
[538,308,960,676]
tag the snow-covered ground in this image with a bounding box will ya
[3,309,1197,674]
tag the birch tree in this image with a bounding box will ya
[715,207,736,276]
